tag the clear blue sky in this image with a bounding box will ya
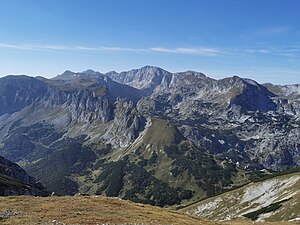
[0,0,300,84]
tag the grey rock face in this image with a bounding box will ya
[106,66,173,95]
[264,83,300,116]
[48,72,144,123]
[44,85,114,123]
[108,98,146,147]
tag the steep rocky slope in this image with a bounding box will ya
[0,156,47,196]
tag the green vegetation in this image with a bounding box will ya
[94,158,192,207]
[165,142,237,197]
[25,136,96,195]
[125,118,241,205]
[1,122,97,195]
[92,143,112,157]
[1,122,64,161]
[95,160,125,196]
[93,158,107,170]
[0,165,45,196]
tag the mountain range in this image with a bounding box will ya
[0,65,299,207]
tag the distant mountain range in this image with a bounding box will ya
[0,66,299,207]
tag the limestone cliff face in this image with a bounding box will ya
[44,85,113,123]
[43,74,144,124]
[0,73,145,130]
[108,98,146,147]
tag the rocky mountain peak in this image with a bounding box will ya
[106,65,172,95]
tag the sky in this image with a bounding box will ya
[0,0,300,84]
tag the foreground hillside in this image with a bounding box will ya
[183,171,300,222]
[0,196,297,225]
[0,196,213,225]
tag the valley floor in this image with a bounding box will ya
[0,196,299,225]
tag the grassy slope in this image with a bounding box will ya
[0,196,296,225]
[142,118,184,147]
[0,196,213,225]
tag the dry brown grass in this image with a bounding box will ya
[0,196,298,225]
[0,196,213,225]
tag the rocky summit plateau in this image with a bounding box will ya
[0,66,299,214]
